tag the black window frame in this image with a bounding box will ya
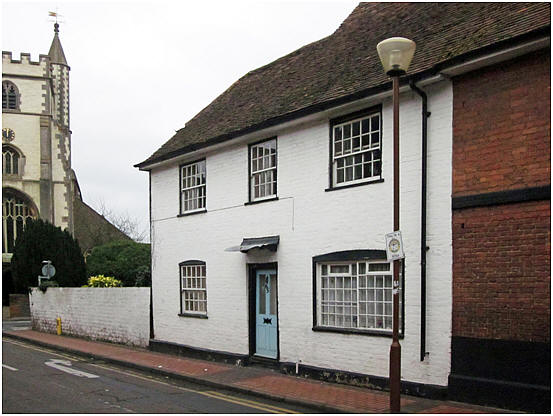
[327,105,384,192]
[312,249,404,337]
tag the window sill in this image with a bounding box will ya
[178,313,208,319]
[177,209,207,217]
[312,325,403,338]
[325,178,384,192]
[244,196,279,206]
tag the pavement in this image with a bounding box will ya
[2,324,510,414]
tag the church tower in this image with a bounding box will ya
[2,23,73,265]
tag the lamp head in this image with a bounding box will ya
[376,37,416,77]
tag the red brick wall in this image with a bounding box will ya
[453,201,550,342]
[9,294,30,318]
[453,50,550,197]
[452,50,551,343]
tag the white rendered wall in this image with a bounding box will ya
[150,80,453,386]
[30,287,150,347]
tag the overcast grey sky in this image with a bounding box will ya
[2,0,358,239]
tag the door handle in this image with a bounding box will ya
[263,318,272,324]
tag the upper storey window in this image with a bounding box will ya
[2,145,21,176]
[249,138,277,202]
[2,81,20,111]
[180,159,206,214]
[330,107,382,188]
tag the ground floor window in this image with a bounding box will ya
[179,260,207,316]
[313,250,402,335]
[2,189,37,254]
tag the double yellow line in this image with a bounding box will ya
[3,338,78,361]
[201,390,297,413]
[3,337,299,413]
[90,362,298,413]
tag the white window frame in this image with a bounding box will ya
[331,110,382,188]
[179,159,206,214]
[2,192,37,254]
[316,260,400,334]
[249,138,277,202]
[179,261,207,316]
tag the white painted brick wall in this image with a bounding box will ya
[150,80,453,386]
[29,287,150,347]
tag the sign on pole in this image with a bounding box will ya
[41,263,56,278]
[385,231,405,261]
[38,260,56,286]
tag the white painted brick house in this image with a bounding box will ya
[146,85,452,389]
[137,3,550,403]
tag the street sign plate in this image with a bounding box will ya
[41,264,56,278]
[385,231,405,261]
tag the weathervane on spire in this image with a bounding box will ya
[48,9,64,33]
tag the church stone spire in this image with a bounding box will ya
[48,22,68,65]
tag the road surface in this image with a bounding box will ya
[2,337,313,413]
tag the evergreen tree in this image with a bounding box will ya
[11,218,87,292]
[86,240,151,287]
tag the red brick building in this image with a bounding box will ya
[449,49,550,411]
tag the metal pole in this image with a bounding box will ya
[390,75,401,413]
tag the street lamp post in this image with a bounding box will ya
[376,37,416,414]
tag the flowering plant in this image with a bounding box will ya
[83,275,122,288]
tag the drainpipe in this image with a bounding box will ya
[149,171,154,341]
[409,80,430,362]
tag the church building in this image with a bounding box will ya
[2,22,72,260]
[2,23,130,304]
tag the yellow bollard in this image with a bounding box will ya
[56,317,62,335]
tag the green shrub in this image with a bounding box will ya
[134,265,151,287]
[86,240,151,287]
[11,218,87,292]
[83,275,122,288]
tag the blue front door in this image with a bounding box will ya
[255,269,278,359]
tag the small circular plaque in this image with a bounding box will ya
[42,263,56,278]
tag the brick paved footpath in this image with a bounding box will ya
[3,330,508,413]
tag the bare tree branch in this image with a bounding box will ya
[93,198,147,242]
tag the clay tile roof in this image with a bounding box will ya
[136,2,550,169]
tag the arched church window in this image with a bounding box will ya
[2,190,37,254]
[2,145,21,175]
[2,81,20,110]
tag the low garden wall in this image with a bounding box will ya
[29,287,150,347]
